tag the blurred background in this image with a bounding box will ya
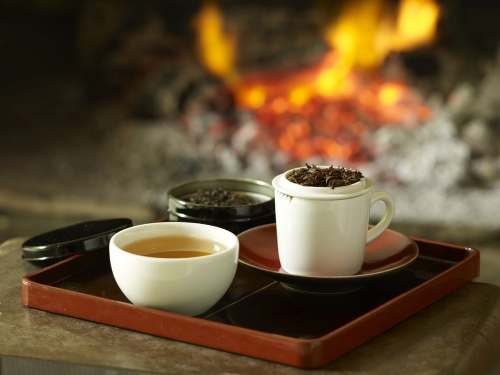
[1,0,500,284]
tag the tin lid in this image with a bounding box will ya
[22,218,133,261]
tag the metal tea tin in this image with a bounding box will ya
[167,178,275,234]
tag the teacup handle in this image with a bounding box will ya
[367,191,395,244]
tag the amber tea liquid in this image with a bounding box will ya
[122,236,226,258]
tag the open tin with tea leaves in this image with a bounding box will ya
[167,178,275,234]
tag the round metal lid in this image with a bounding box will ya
[22,218,133,261]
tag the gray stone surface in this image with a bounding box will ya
[2,238,500,374]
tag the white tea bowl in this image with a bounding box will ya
[109,222,239,316]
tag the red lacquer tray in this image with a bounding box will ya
[21,234,479,368]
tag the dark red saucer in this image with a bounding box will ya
[237,224,419,294]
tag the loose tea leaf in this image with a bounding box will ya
[287,164,363,188]
[189,188,257,206]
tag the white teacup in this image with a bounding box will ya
[272,167,395,277]
[109,222,239,316]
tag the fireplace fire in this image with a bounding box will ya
[78,0,500,201]
[177,0,452,179]
[188,0,438,163]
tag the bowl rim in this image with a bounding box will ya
[109,222,239,262]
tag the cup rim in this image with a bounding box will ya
[273,167,373,200]
[110,222,238,261]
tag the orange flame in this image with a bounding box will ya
[395,0,440,49]
[192,0,238,83]
[192,0,439,162]
[323,0,439,72]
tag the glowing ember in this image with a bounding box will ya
[192,0,439,163]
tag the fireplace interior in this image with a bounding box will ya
[1,0,500,284]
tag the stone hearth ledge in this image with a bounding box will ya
[1,238,500,374]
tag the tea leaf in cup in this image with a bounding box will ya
[287,164,363,188]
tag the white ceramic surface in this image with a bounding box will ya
[109,222,239,316]
[272,167,395,277]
